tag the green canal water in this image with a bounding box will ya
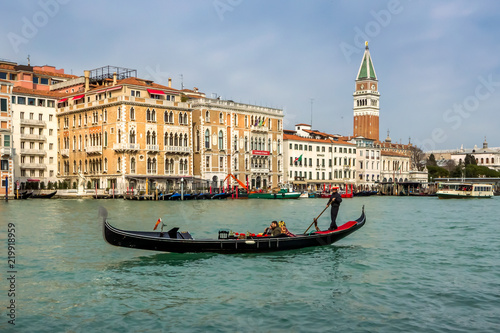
[1,196,499,332]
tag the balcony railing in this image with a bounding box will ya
[20,149,46,156]
[86,146,102,154]
[165,146,191,153]
[20,163,47,170]
[0,147,12,156]
[20,119,46,127]
[20,134,46,141]
[113,143,140,151]
[250,168,269,173]
[146,144,159,152]
[250,125,269,133]
[60,149,69,157]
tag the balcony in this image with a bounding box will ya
[113,143,140,152]
[250,168,269,174]
[21,134,46,141]
[60,149,69,157]
[250,125,269,133]
[1,147,12,156]
[20,119,46,127]
[20,149,46,156]
[86,146,102,155]
[146,144,160,152]
[165,146,191,154]
[20,163,47,170]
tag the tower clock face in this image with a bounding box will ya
[360,84,364,90]
[371,84,375,90]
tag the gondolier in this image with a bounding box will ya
[327,187,342,230]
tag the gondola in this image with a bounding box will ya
[212,192,231,200]
[31,190,57,199]
[101,206,366,254]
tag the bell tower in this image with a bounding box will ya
[353,42,379,141]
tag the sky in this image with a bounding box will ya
[1,0,500,151]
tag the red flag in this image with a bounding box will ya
[153,218,162,230]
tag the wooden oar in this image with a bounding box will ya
[304,201,332,234]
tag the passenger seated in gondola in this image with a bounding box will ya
[279,221,296,237]
[263,221,281,236]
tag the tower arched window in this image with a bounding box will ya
[130,107,135,120]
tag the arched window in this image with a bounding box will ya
[152,158,157,173]
[104,131,108,147]
[164,132,169,146]
[196,130,200,152]
[130,107,135,120]
[104,158,108,171]
[277,140,281,154]
[147,157,151,173]
[268,138,271,152]
[179,159,184,173]
[146,131,151,145]
[205,111,210,122]
[130,129,136,144]
[151,109,156,122]
[218,130,224,150]
[146,109,151,121]
[169,111,173,123]
[244,115,248,127]
[152,131,156,145]
[184,134,188,147]
[205,129,210,149]
[245,136,248,151]
[117,157,121,172]
[219,112,223,124]
[184,113,188,125]
[165,158,169,173]
[117,129,121,143]
[174,133,178,146]
[169,133,173,146]
[164,111,168,123]
[234,135,238,151]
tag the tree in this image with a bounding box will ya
[40,182,46,190]
[444,159,456,172]
[48,181,53,190]
[410,146,426,171]
[427,165,449,181]
[464,154,477,166]
[427,153,437,167]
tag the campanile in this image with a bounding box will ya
[353,42,379,141]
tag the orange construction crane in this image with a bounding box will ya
[224,174,248,191]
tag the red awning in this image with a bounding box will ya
[147,88,165,95]
[57,98,68,103]
[27,179,40,182]
[72,94,85,100]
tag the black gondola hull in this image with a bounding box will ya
[103,209,366,253]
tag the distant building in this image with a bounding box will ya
[56,66,196,193]
[0,80,13,195]
[1,60,75,189]
[283,124,357,191]
[190,98,284,190]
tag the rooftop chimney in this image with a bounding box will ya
[84,70,90,92]
[113,72,117,86]
[168,78,172,88]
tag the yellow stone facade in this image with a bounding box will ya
[57,79,192,193]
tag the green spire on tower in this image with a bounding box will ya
[357,42,377,80]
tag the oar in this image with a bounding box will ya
[304,201,332,234]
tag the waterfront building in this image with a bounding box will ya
[190,98,284,190]
[283,124,357,191]
[349,136,381,190]
[1,60,76,189]
[56,66,197,193]
[0,80,13,196]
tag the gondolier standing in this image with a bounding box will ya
[327,187,342,230]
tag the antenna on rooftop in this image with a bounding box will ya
[310,98,314,127]
[27,54,30,66]
[180,74,184,90]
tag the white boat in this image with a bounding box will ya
[436,182,494,199]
